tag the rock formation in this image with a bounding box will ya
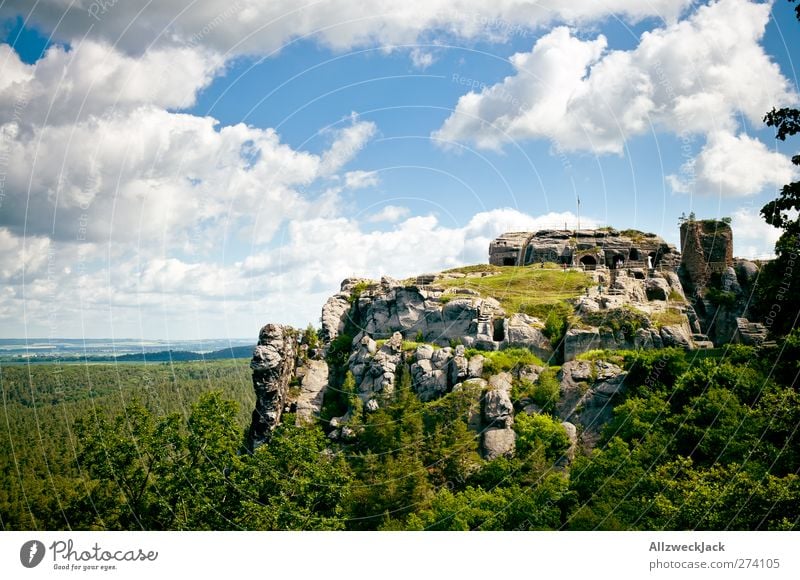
[248,324,298,448]
[248,218,769,460]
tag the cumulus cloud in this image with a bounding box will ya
[366,205,411,223]
[2,208,594,336]
[668,132,797,196]
[0,40,224,127]
[1,0,693,56]
[434,0,797,195]
[731,206,782,258]
[0,105,376,244]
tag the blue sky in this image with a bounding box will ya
[0,0,798,340]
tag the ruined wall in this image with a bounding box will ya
[679,220,733,293]
[489,229,680,270]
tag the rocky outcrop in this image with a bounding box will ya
[557,360,627,447]
[734,317,768,346]
[248,324,298,448]
[348,332,404,404]
[645,277,671,301]
[411,344,452,402]
[564,327,632,361]
[295,359,329,425]
[503,313,553,360]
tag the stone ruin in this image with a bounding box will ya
[489,228,681,273]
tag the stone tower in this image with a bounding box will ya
[679,219,733,294]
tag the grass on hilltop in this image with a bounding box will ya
[438,264,591,314]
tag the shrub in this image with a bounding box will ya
[706,287,737,308]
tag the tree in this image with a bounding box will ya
[756,0,800,336]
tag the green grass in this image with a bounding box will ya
[650,308,687,328]
[441,264,502,275]
[438,265,590,314]
[472,348,545,375]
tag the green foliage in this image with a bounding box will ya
[4,331,800,531]
[301,324,320,350]
[235,424,351,530]
[481,348,544,375]
[514,412,570,460]
[706,287,737,307]
[512,367,560,412]
[581,307,650,338]
[347,281,370,304]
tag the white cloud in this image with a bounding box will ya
[1,208,594,337]
[366,205,411,222]
[3,1,693,56]
[0,105,376,244]
[344,170,380,189]
[668,132,797,196]
[410,48,435,70]
[319,115,377,175]
[0,40,224,127]
[731,206,782,258]
[434,0,798,195]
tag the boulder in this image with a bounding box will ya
[467,355,484,378]
[320,293,351,342]
[660,324,693,348]
[560,421,578,464]
[482,428,516,460]
[563,327,602,361]
[483,388,514,428]
[503,313,553,360]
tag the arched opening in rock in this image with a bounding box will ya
[503,257,515,266]
[579,255,597,269]
[629,248,640,260]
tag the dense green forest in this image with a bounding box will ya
[2,337,798,530]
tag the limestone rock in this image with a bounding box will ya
[483,388,514,428]
[349,331,404,401]
[411,344,454,401]
[560,421,578,464]
[556,360,627,448]
[295,359,329,425]
[663,271,686,301]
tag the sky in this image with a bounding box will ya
[0,0,798,340]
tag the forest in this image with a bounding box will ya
[2,335,798,530]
